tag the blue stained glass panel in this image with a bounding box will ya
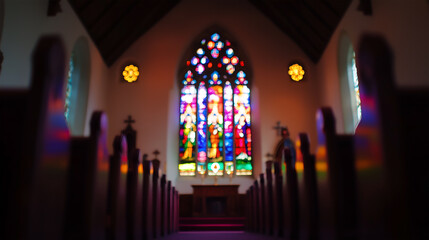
[224,82,234,163]
[197,82,208,174]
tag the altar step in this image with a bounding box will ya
[179,217,245,231]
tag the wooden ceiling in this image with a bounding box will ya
[68,0,351,66]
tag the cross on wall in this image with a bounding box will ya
[273,121,286,136]
[124,115,135,126]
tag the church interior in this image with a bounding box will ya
[0,0,428,239]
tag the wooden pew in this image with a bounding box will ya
[248,186,255,232]
[273,161,284,237]
[355,34,429,239]
[160,174,168,237]
[315,107,357,240]
[265,161,275,236]
[298,133,319,240]
[121,116,143,240]
[63,111,110,240]
[258,173,266,234]
[0,35,69,239]
[174,188,180,233]
[167,180,172,234]
[141,155,153,240]
[106,135,128,239]
[126,149,142,240]
[253,180,260,233]
[152,159,161,238]
[244,189,250,231]
[284,148,300,240]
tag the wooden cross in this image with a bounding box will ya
[273,121,283,136]
[124,115,135,126]
[153,150,160,159]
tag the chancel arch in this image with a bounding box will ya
[338,32,362,133]
[178,30,253,177]
[64,36,90,135]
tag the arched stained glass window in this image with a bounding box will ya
[339,33,362,133]
[64,53,74,124]
[350,51,362,127]
[179,32,252,176]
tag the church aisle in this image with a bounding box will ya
[159,231,282,240]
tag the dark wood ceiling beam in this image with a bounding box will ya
[249,1,321,62]
[89,0,137,42]
[323,0,352,17]
[100,0,180,65]
[78,0,116,29]
[264,2,325,56]
[303,0,340,28]
[68,0,92,11]
[301,1,334,33]
[283,2,330,44]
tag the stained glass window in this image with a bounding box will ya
[64,54,74,125]
[351,51,362,126]
[179,32,252,176]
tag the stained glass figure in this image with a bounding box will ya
[179,85,197,176]
[197,82,208,174]
[224,81,234,174]
[234,85,252,175]
[207,85,224,176]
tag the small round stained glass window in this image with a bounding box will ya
[288,63,305,82]
[123,64,139,83]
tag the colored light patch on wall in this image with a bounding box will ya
[207,85,224,176]
[179,85,197,176]
[197,82,208,174]
[234,85,252,175]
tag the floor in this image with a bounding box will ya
[160,231,282,240]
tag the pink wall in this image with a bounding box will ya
[106,0,320,193]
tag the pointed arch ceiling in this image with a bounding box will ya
[68,0,351,66]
